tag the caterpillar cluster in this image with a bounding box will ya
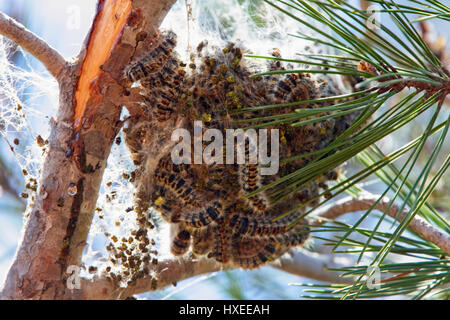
[121,30,357,270]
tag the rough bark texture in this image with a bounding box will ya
[0,0,176,300]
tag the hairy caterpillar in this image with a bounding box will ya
[121,30,356,270]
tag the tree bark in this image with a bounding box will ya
[0,0,176,300]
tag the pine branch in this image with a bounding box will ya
[0,0,177,300]
[79,256,225,299]
[0,11,67,80]
[76,249,357,299]
[313,194,450,255]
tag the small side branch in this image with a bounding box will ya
[0,11,66,80]
[313,194,450,255]
[79,256,224,299]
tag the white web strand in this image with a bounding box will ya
[0,37,58,207]
[162,0,330,66]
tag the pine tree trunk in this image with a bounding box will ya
[0,0,176,300]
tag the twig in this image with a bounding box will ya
[0,11,66,80]
[79,256,225,299]
[312,194,450,255]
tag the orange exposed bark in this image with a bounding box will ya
[74,0,132,129]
